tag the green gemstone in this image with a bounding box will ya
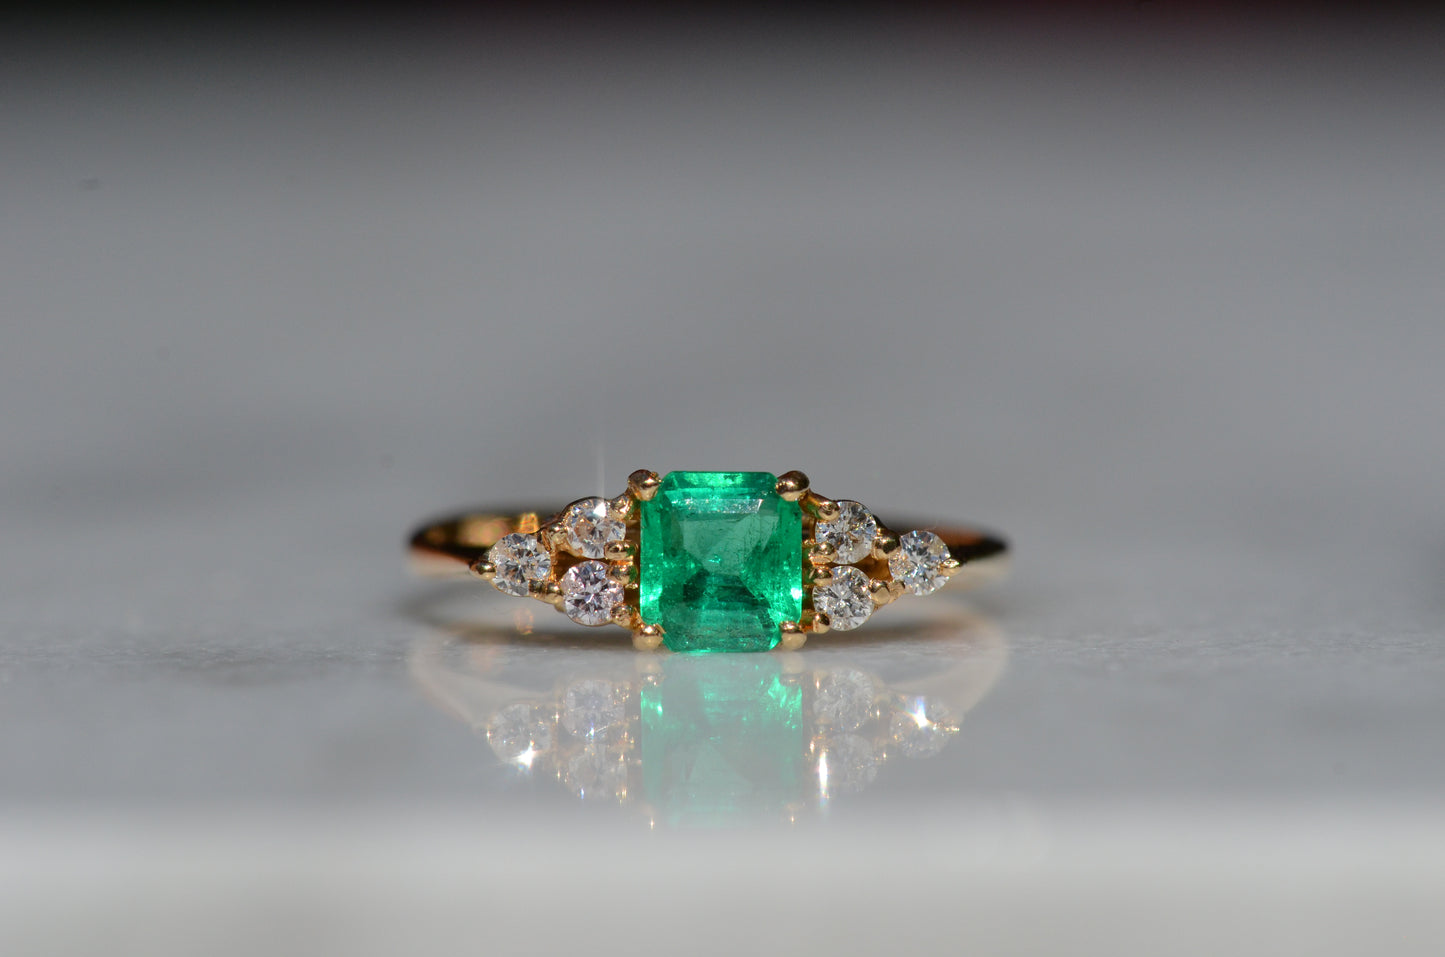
[640,656,804,826]
[639,471,803,653]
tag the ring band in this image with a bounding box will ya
[409,469,1008,653]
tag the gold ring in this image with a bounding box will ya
[409,469,1009,652]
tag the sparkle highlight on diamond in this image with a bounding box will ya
[487,533,551,597]
[560,559,624,626]
[815,500,878,564]
[889,529,950,595]
[812,565,874,631]
[560,497,627,558]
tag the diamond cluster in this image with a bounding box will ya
[483,496,633,628]
[806,493,957,638]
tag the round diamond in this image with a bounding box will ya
[812,565,874,632]
[487,533,551,597]
[561,678,625,740]
[560,560,624,626]
[812,668,876,731]
[816,734,879,796]
[560,497,626,558]
[888,529,950,595]
[890,694,957,758]
[563,743,628,801]
[815,500,878,564]
[486,703,554,767]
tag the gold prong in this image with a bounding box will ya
[804,493,840,523]
[778,620,807,651]
[603,540,635,563]
[809,540,837,566]
[628,469,662,501]
[941,557,963,578]
[775,470,810,502]
[541,523,567,550]
[516,512,541,535]
[606,563,633,585]
[469,559,496,581]
[808,611,831,635]
[531,580,565,608]
[872,530,900,561]
[887,580,906,601]
[610,604,635,627]
[811,568,834,589]
[633,622,665,651]
[607,494,633,521]
[869,578,896,607]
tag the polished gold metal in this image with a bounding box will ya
[775,470,810,502]
[778,620,807,651]
[807,540,837,565]
[872,530,900,560]
[632,622,666,651]
[627,469,661,501]
[409,468,1009,650]
[603,540,635,563]
[804,492,841,523]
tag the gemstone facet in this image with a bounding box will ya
[812,565,874,632]
[487,533,551,597]
[560,560,624,626]
[639,471,803,653]
[888,529,950,595]
[814,500,877,564]
[560,497,626,558]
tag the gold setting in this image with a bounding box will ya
[410,468,1008,651]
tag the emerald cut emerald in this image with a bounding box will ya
[640,656,804,826]
[639,471,803,653]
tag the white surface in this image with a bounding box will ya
[4,806,1445,957]
[1,19,1443,955]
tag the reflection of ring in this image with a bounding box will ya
[409,469,1009,653]
[407,610,1007,824]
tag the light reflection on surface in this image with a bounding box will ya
[407,596,1006,826]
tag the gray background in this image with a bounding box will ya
[1,14,1443,955]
